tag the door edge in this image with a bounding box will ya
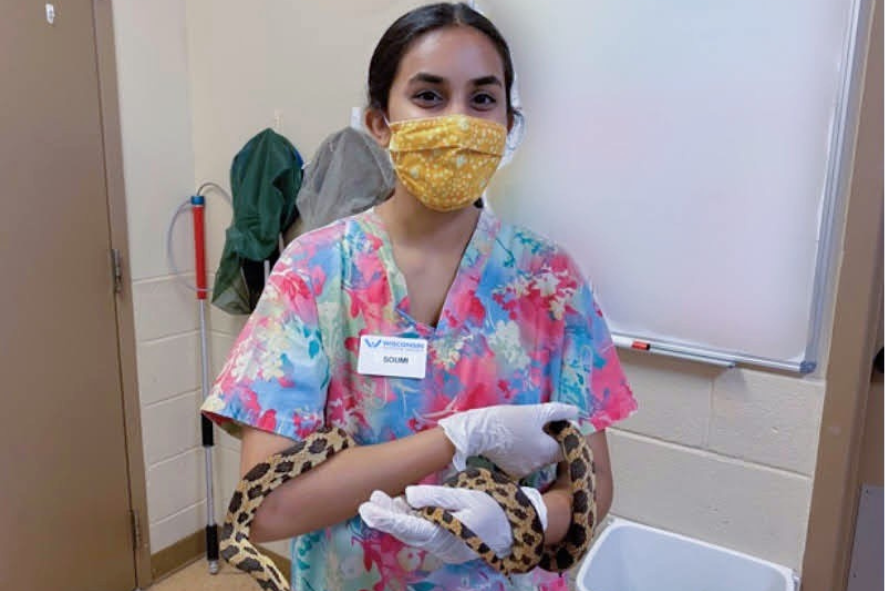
[801,1,884,589]
[91,1,153,587]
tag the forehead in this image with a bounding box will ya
[396,26,505,83]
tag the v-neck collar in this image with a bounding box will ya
[360,206,499,337]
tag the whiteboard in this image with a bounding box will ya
[481,0,870,372]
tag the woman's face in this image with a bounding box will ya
[385,26,510,129]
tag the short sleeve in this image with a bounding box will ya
[200,263,330,441]
[554,277,637,435]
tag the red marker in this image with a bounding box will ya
[612,336,651,351]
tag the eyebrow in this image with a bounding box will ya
[407,73,503,87]
[471,75,503,88]
[408,72,445,85]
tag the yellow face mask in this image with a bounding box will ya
[387,114,507,212]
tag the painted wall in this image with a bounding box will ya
[111,0,206,553]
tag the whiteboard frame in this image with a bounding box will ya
[612,0,875,374]
[804,0,876,373]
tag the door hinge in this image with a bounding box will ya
[111,248,123,294]
[130,509,143,549]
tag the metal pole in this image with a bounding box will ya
[200,302,219,574]
[191,194,219,574]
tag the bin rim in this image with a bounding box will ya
[575,517,799,591]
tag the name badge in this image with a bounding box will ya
[357,335,428,379]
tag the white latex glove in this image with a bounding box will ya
[407,484,549,544]
[358,486,548,564]
[359,490,485,564]
[438,402,579,478]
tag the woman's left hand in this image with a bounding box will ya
[358,485,548,564]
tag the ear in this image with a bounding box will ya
[507,108,524,135]
[364,108,391,148]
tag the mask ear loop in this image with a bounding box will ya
[499,110,525,169]
[499,66,526,170]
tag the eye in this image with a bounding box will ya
[413,90,443,106]
[472,92,498,110]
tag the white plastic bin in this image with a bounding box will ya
[576,518,797,591]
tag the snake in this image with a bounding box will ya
[220,420,596,590]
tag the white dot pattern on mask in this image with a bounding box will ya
[388,114,507,212]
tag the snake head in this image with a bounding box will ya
[543,420,570,437]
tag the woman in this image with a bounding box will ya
[201,3,637,590]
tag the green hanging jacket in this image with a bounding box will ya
[211,128,303,315]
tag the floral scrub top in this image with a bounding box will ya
[201,207,637,591]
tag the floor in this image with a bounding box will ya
[151,558,582,591]
[150,560,257,591]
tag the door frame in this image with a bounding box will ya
[801,0,883,589]
[92,1,153,587]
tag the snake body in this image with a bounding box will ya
[219,427,355,590]
[221,421,596,590]
[420,421,597,575]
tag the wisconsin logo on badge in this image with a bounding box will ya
[357,335,428,379]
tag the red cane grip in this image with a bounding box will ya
[191,195,207,300]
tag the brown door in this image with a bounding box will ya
[846,304,884,591]
[0,1,137,590]
[857,310,883,490]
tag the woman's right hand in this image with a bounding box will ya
[437,402,579,478]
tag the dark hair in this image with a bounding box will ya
[368,2,516,116]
